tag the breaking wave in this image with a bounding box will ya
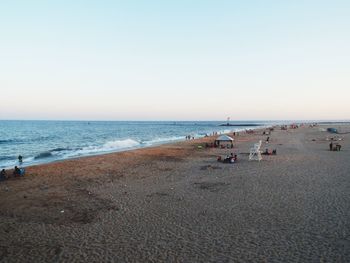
[102,139,140,149]
[0,139,24,145]
[62,139,141,158]
[142,136,184,145]
[34,152,53,159]
[51,147,71,152]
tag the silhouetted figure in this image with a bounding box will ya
[329,142,333,151]
[0,169,6,181]
[18,155,23,164]
[13,166,21,177]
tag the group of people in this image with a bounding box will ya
[329,142,342,151]
[217,153,238,163]
[185,135,195,140]
[262,149,277,155]
[0,155,26,182]
[0,166,25,181]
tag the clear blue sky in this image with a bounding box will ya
[1,0,349,120]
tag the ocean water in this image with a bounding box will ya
[0,120,269,169]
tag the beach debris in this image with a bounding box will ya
[326,136,343,141]
[39,185,49,191]
[60,210,65,213]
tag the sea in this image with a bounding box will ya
[0,120,275,169]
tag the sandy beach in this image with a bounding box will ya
[0,125,349,262]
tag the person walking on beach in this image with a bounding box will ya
[329,142,333,151]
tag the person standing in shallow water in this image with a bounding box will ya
[18,155,23,164]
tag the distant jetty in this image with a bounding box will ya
[219,117,260,127]
[219,123,260,127]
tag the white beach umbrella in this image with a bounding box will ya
[215,135,234,142]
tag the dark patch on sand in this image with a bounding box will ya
[157,167,173,172]
[194,181,229,192]
[147,192,169,198]
[0,246,8,260]
[0,189,117,225]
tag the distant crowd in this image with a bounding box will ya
[0,155,26,182]
[217,153,237,163]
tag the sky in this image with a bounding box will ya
[1,0,349,121]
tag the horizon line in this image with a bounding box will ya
[1,119,349,122]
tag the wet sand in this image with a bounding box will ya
[0,125,349,262]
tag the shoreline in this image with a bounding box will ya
[4,120,346,170]
[4,128,250,172]
[1,124,270,170]
[1,124,349,262]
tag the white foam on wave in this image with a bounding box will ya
[64,139,140,157]
[217,125,265,135]
[221,129,233,134]
[142,136,184,145]
[103,139,140,149]
[0,156,35,169]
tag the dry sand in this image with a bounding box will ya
[0,125,349,262]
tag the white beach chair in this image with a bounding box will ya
[249,140,262,161]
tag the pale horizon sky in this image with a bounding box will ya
[1,1,349,121]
